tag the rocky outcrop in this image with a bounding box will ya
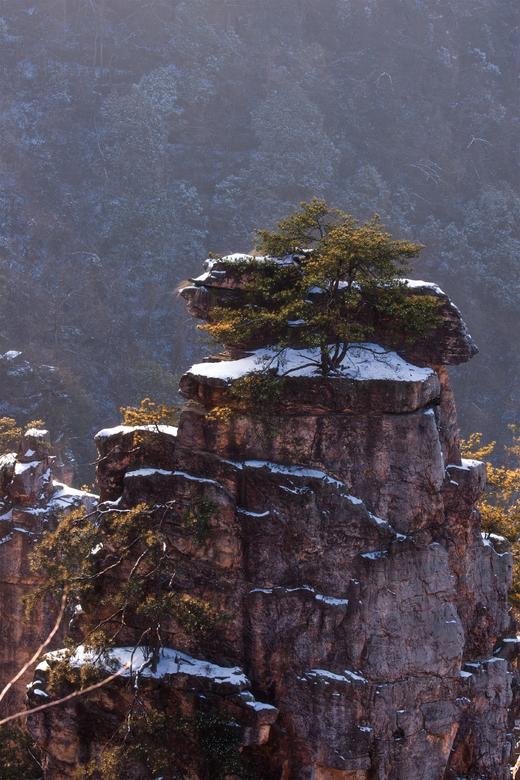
[28,267,517,779]
[0,429,96,713]
[179,255,478,365]
[94,423,179,502]
[0,350,77,474]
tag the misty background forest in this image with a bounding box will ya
[0,0,518,479]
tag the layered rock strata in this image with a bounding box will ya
[29,263,517,779]
[0,429,96,713]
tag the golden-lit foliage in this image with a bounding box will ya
[461,426,520,609]
[0,417,45,456]
[119,397,178,427]
[0,418,21,455]
[28,500,220,658]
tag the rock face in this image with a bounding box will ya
[0,429,96,713]
[28,267,517,779]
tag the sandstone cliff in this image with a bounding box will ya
[27,260,518,779]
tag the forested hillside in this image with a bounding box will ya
[0,0,518,477]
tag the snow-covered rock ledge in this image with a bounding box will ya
[35,645,250,688]
[186,343,433,383]
[30,645,279,748]
[95,423,178,441]
[180,343,441,415]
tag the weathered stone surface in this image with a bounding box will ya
[29,646,278,780]
[180,354,441,415]
[176,406,445,535]
[446,657,514,779]
[436,366,461,465]
[442,459,512,660]
[95,423,178,502]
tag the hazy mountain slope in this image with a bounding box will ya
[0,0,518,476]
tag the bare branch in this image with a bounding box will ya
[467,136,492,149]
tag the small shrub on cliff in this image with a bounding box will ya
[120,397,179,427]
[80,707,177,779]
[207,372,288,437]
[46,657,111,696]
[182,496,216,542]
[186,711,247,778]
[0,416,45,455]
[0,417,21,455]
[461,427,520,610]
[28,501,221,662]
[231,372,287,409]
[202,198,438,376]
[79,705,252,780]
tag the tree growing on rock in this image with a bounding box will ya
[0,417,45,456]
[119,397,179,427]
[202,198,437,375]
[21,499,229,779]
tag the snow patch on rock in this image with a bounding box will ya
[187,344,433,384]
[42,645,250,688]
[95,424,178,440]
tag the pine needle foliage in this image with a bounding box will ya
[26,496,233,777]
[182,496,216,543]
[0,725,42,780]
[202,198,437,376]
[79,706,253,780]
[28,502,220,664]
[0,418,21,455]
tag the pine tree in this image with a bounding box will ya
[202,198,437,375]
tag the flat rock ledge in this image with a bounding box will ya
[180,344,441,415]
